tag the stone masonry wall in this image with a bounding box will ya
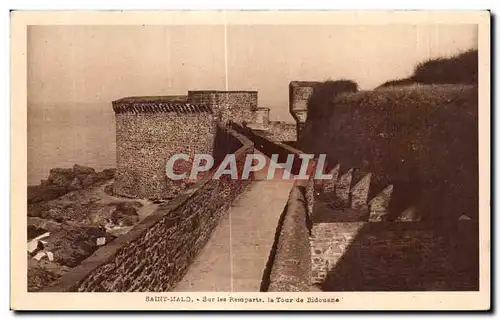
[187,90,217,106]
[265,122,297,142]
[187,90,258,125]
[266,181,312,292]
[113,99,218,199]
[311,221,479,291]
[44,126,254,292]
[216,91,258,124]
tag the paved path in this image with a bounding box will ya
[174,155,294,292]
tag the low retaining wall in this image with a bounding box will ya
[312,221,479,291]
[44,127,254,292]
[241,126,317,292]
[264,179,314,292]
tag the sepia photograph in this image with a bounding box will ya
[10,10,490,310]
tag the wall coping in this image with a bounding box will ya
[113,96,187,103]
[289,81,322,88]
[232,123,303,154]
[112,101,214,114]
[264,179,313,292]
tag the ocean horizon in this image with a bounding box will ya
[28,103,117,185]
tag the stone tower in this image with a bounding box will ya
[112,97,218,199]
[289,81,321,139]
[187,90,258,124]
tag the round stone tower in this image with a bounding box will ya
[112,97,218,199]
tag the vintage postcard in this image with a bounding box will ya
[10,10,490,311]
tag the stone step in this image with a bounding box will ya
[312,165,423,223]
[321,164,340,195]
[350,172,372,212]
[334,168,353,207]
[395,205,421,222]
[368,184,393,222]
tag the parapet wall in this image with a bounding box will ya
[239,126,315,292]
[44,126,254,292]
[233,125,306,181]
[113,98,218,199]
[264,179,314,292]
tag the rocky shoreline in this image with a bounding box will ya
[27,164,160,292]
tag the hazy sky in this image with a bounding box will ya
[28,24,477,121]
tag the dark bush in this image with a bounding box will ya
[376,49,478,88]
[307,79,358,121]
[412,49,478,85]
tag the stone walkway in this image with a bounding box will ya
[174,156,294,292]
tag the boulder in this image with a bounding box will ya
[111,210,139,226]
[28,217,62,235]
[27,225,48,241]
[81,174,94,188]
[103,184,114,196]
[27,185,69,204]
[95,168,116,181]
[73,164,96,176]
[44,225,116,267]
[102,168,116,179]
[48,168,75,188]
[40,179,51,187]
[85,205,115,226]
[46,207,65,223]
[27,265,60,292]
[68,177,83,190]
[115,202,141,216]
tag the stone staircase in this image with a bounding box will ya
[310,165,477,290]
[314,164,423,223]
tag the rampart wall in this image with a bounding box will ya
[299,84,479,222]
[239,123,478,292]
[44,126,254,292]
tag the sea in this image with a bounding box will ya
[27,103,117,186]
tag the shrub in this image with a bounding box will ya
[307,79,359,120]
[412,49,478,84]
[376,49,478,88]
